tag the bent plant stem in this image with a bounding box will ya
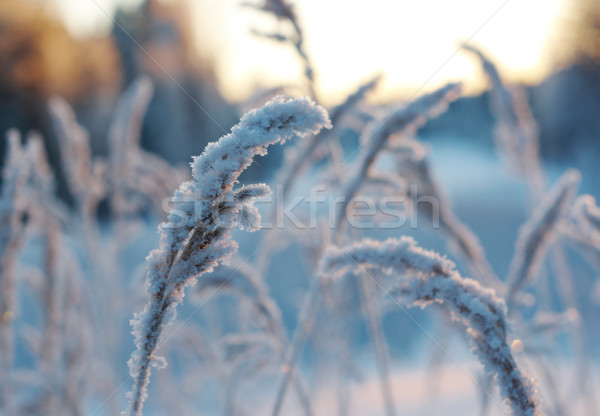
[126,96,331,415]
[550,245,598,414]
[529,354,567,416]
[258,276,314,416]
[131,228,213,412]
[420,313,454,416]
[439,212,502,292]
[524,167,593,413]
[131,225,224,413]
[358,272,396,416]
[515,170,593,413]
[271,276,324,416]
[130,281,171,413]
[320,237,542,416]
[273,323,314,416]
[257,77,380,275]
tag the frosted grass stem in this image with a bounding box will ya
[124,96,330,416]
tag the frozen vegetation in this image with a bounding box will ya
[0,1,599,416]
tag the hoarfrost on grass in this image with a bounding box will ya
[124,95,330,416]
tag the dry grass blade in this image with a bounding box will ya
[506,170,581,310]
[463,44,544,193]
[334,83,462,239]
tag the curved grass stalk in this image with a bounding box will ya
[124,96,330,416]
[321,236,543,416]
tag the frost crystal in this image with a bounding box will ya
[124,96,330,416]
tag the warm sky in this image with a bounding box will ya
[51,0,571,105]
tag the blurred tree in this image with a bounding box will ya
[0,0,120,198]
[111,0,237,165]
[0,0,119,101]
[562,0,600,65]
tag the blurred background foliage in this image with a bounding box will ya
[0,0,236,198]
[1,2,600,411]
[0,0,599,188]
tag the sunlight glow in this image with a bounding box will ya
[53,0,568,105]
[51,0,144,37]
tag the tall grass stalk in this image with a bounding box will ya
[124,96,330,416]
